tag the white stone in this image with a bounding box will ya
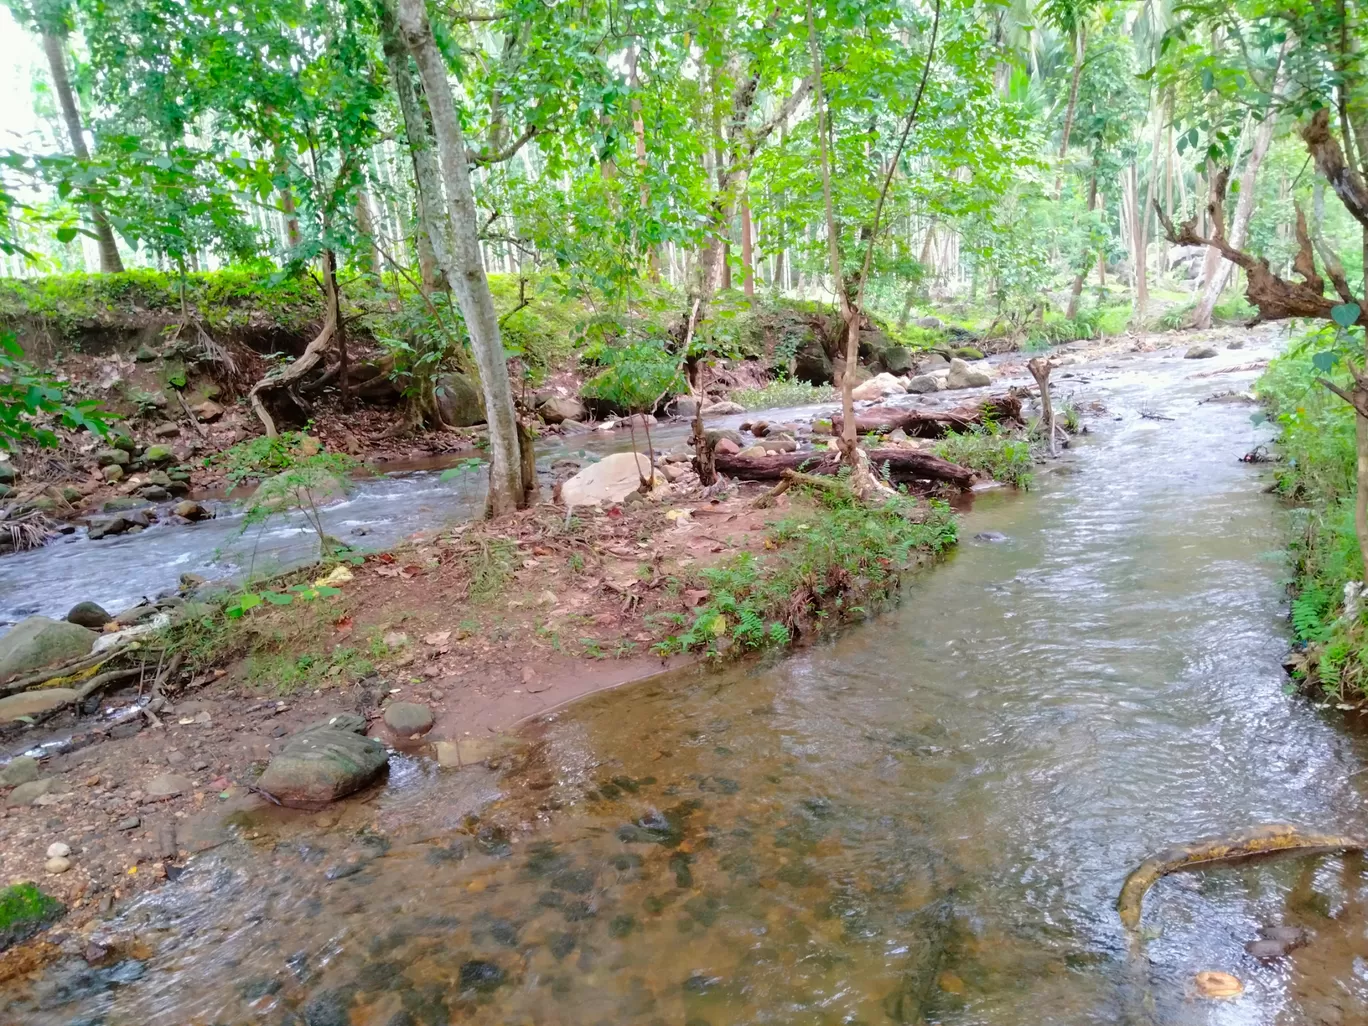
[46,842,71,859]
[45,856,71,874]
[851,373,907,402]
[945,358,993,390]
[560,452,656,507]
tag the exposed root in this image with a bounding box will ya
[0,509,58,551]
[248,289,339,437]
[1117,824,1368,929]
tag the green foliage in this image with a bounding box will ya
[580,338,684,413]
[933,428,1034,487]
[215,431,322,485]
[730,380,837,410]
[0,332,107,449]
[655,490,956,656]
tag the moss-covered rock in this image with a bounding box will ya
[0,883,65,952]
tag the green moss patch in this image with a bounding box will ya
[0,883,66,952]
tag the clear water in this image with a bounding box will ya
[10,340,1368,1025]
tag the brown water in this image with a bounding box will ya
[11,340,1368,1026]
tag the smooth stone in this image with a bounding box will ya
[0,688,79,722]
[539,396,586,425]
[143,444,175,464]
[383,702,434,736]
[151,422,180,438]
[44,856,71,875]
[1185,345,1218,359]
[851,372,906,401]
[434,372,485,427]
[945,357,992,389]
[904,373,939,394]
[65,602,112,632]
[146,773,193,798]
[7,777,58,806]
[116,816,140,830]
[95,449,130,468]
[560,452,655,507]
[700,400,746,416]
[47,842,71,859]
[173,500,210,521]
[257,725,388,807]
[0,756,40,787]
[0,617,97,679]
[737,445,769,458]
[193,400,224,421]
[714,437,741,456]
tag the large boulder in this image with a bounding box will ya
[879,345,915,374]
[0,618,96,680]
[945,358,993,390]
[435,373,485,427]
[700,400,746,416]
[561,452,654,507]
[793,339,834,385]
[904,374,940,394]
[851,373,907,402]
[65,602,112,631]
[914,353,950,374]
[257,716,388,807]
[539,396,586,425]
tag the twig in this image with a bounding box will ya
[175,389,209,438]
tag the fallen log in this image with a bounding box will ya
[833,392,1024,438]
[715,447,975,488]
[1117,824,1368,929]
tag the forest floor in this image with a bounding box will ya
[0,323,1267,977]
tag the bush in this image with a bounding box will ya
[730,380,837,410]
[933,428,1034,487]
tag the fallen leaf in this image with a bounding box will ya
[378,552,396,564]
[1194,971,1243,999]
[374,565,402,578]
[335,616,354,633]
[314,565,353,588]
[400,564,424,579]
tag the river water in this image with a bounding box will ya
[11,339,1368,1025]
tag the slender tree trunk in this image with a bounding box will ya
[740,183,755,297]
[1192,111,1279,328]
[1066,173,1098,319]
[1053,24,1087,199]
[380,0,449,292]
[628,47,658,281]
[325,250,351,412]
[398,0,527,516]
[41,31,123,273]
[354,191,381,276]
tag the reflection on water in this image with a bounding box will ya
[10,341,1368,1025]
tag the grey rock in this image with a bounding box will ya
[383,702,434,736]
[434,372,485,427]
[116,816,140,830]
[173,500,209,521]
[139,485,171,501]
[903,374,939,394]
[0,688,79,722]
[539,396,586,425]
[670,396,699,420]
[879,345,914,374]
[559,419,590,434]
[6,777,58,807]
[1185,345,1218,359]
[700,401,746,416]
[0,617,96,680]
[0,756,40,787]
[146,773,193,798]
[793,338,833,385]
[66,601,112,630]
[914,353,951,373]
[95,449,130,468]
[258,721,388,807]
[151,422,180,439]
[915,316,943,329]
[945,357,992,390]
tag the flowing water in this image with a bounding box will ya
[12,340,1368,1025]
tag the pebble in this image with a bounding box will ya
[191,759,209,771]
[47,841,72,859]
[116,816,141,830]
[45,856,72,874]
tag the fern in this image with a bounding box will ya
[1290,586,1333,642]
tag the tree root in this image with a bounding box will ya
[1117,824,1368,929]
[248,298,338,437]
[2,647,130,695]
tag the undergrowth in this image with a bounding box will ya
[1259,337,1368,701]
[933,428,1034,487]
[653,485,956,656]
[730,380,837,410]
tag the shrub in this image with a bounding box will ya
[933,428,1033,487]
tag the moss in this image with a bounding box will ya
[0,883,65,951]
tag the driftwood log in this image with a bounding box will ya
[715,447,975,488]
[832,392,1024,438]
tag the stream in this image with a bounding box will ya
[11,337,1368,1025]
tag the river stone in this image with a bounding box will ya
[146,773,192,798]
[383,702,434,736]
[66,602,112,630]
[561,452,654,507]
[915,353,950,374]
[945,358,992,390]
[151,422,180,439]
[6,777,58,806]
[144,444,175,464]
[173,500,209,521]
[435,373,485,427]
[140,485,171,501]
[95,449,130,468]
[257,723,388,807]
[1185,344,1218,359]
[0,756,39,787]
[851,372,906,401]
[701,400,746,416]
[0,688,79,722]
[44,856,71,875]
[0,617,97,680]
[880,345,915,374]
[904,374,939,394]
[539,396,586,425]
[193,400,224,422]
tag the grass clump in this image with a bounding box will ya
[654,486,956,656]
[731,380,837,410]
[0,883,64,951]
[1258,337,1368,701]
[933,428,1034,487]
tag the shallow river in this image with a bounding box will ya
[11,339,1368,1025]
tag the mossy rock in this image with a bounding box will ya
[0,883,65,952]
[135,345,158,362]
[163,358,188,390]
[954,346,985,361]
[144,444,175,464]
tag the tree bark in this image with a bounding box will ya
[380,0,449,292]
[41,31,123,273]
[715,447,974,488]
[398,0,527,516]
[1053,24,1086,199]
[1066,173,1098,319]
[740,183,755,297]
[831,393,1024,438]
[354,190,380,276]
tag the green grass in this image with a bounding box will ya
[0,883,64,950]
[654,486,957,656]
[933,428,1034,487]
[730,380,837,410]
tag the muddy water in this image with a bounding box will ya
[12,341,1368,1025]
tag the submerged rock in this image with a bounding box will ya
[383,702,434,736]
[257,716,388,807]
[0,616,96,680]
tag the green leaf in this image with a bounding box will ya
[1331,303,1361,328]
[262,591,294,605]
[1311,351,1340,372]
[55,226,78,244]
[1201,68,1214,92]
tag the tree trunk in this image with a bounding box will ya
[715,446,975,489]
[1028,359,1058,456]
[740,184,755,297]
[41,31,123,273]
[1066,173,1098,319]
[1192,113,1278,328]
[354,190,380,276]
[1053,24,1086,199]
[398,0,527,517]
[380,0,449,292]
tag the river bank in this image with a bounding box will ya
[0,326,1289,997]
